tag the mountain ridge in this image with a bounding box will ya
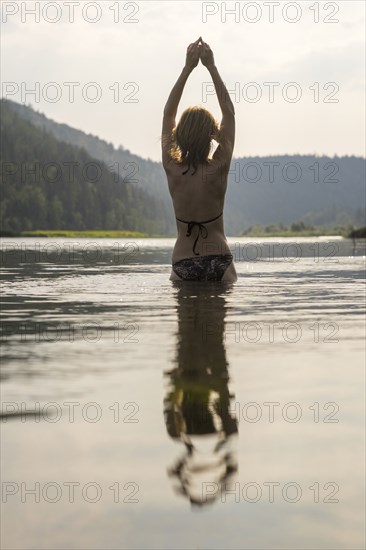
[1,99,365,234]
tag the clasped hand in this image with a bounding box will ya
[185,37,215,71]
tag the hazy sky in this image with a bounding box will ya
[1,0,365,161]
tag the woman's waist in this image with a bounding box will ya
[172,233,231,263]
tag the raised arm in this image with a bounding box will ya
[200,40,235,162]
[162,38,201,166]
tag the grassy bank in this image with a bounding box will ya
[17,230,164,238]
[240,223,365,238]
[239,229,344,238]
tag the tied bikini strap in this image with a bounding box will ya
[176,212,223,255]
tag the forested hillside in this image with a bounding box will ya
[1,99,365,235]
[3,99,170,209]
[224,155,365,234]
[0,101,173,234]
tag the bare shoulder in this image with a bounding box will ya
[163,157,181,178]
[161,133,174,171]
[200,157,231,192]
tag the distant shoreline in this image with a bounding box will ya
[0,230,364,239]
[0,230,161,238]
[239,231,346,238]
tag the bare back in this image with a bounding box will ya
[164,157,232,262]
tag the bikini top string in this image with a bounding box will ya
[175,212,223,255]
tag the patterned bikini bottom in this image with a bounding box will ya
[172,254,233,282]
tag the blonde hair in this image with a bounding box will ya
[169,106,220,175]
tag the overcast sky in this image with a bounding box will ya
[1,0,365,161]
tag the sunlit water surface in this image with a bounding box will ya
[1,237,365,550]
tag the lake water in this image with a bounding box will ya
[1,237,365,550]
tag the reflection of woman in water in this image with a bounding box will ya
[164,283,238,506]
[162,37,237,283]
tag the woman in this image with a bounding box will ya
[162,37,237,283]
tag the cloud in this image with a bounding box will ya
[275,41,365,92]
[1,1,365,159]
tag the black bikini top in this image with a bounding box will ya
[175,212,223,255]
